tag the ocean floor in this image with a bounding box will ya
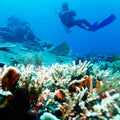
[0,41,73,66]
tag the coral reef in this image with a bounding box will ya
[0,60,120,120]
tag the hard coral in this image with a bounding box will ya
[3,60,119,120]
[68,76,93,92]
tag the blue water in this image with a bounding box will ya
[0,0,120,55]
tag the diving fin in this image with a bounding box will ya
[92,13,116,32]
[90,21,99,31]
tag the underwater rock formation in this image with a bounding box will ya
[49,42,71,56]
[0,15,53,51]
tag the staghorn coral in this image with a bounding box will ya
[0,60,120,120]
[91,62,120,93]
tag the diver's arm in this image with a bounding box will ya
[70,9,76,16]
[63,9,76,17]
[59,9,76,16]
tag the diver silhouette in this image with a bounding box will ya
[58,2,116,33]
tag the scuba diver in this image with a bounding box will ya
[59,2,92,33]
[58,2,116,33]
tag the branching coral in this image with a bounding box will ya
[0,60,120,120]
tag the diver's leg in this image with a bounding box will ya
[75,19,92,31]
